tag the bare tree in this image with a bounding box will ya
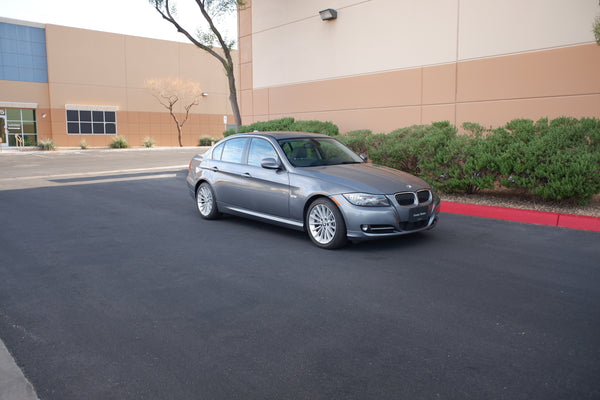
[150,0,244,128]
[145,78,203,147]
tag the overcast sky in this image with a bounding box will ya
[0,0,237,44]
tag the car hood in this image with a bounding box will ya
[296,163,431,194]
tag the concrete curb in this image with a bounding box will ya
[0,146,206,155]
[0,339,39,400]
[441,201,600,233]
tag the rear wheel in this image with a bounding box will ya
[196,182,219,220]
[306,198,347,249]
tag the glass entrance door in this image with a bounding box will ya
[0,116,6,147]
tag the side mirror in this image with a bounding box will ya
[359,153,368,162]
[260,157,281,170]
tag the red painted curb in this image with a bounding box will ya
[558,213,600,232]
[440,201,600,233]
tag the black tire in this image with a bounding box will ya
[195,182,219,220]
[306,198,347,249]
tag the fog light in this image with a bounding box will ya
[361,225,369,232]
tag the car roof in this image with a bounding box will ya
[231,131,332,140]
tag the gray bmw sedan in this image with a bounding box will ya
[187,132,440,249]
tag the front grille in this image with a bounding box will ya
[395,190,432,206]
[399,220,429,231]
[395,192,415,206]
[417,190,431,203]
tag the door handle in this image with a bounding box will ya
[242,172,251,178]
[211,166,219,171]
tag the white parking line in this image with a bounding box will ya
[0,165,188,182]
[0,165,187,190]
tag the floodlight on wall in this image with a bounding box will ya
[201,92,208,97]
[319,8,337,21]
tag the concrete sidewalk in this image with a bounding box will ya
[0,339,39,400]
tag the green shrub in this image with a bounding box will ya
[366,125,431,174]
[80,139,88,150]
[143,136,155,148]
[38,138,55,151]
[337,130,372,155]
[462,122,486,135]
[237,117,296,133]
[290,120,339,136]
[340,118,599,203]
[198,136,214,146]
[223,128,236,137]
[109,136,129,149]
[223,117,339,137]
[384,121,494,194]
[476,117,600,204]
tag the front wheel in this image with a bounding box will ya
[196,182,219,220]
[306,198,347,249]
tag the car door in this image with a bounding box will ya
[210,137,249,209]
[237,137,290,218]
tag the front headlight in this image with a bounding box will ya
[343,193,390,207]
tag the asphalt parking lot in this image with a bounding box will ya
[1,149,599,400]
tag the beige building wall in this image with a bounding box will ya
[1,20,237,147]
[240,0,600,132]
[44,24,236,147]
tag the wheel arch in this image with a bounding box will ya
[302,194,348,231]
[194,178,210,196]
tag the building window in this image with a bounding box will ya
[3,108,37,146]
[0,22,48,83]
[66,105,117,135]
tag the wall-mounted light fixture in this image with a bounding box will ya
[201,92,208,97]
[319,8,337,21]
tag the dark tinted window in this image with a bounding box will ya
[66,109,117,135]
[80,111,92,121]
[278,137,362,167]
[93,123,104,134]
[80,123,92,134]
[66,110,79,121]
[67,122,79,133]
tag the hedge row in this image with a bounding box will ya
[223,117,339,137]
[337,118,600,205]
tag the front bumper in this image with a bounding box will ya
[332,193,441,241]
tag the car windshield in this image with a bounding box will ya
[278,137,364,167]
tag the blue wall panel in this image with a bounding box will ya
[0,22,48,83]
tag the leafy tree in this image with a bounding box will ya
[145,77,203,147]
[150,0,244,128]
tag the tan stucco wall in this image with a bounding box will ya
[43,24,237,146]
[240,0,600,132]
[1,21,238,147]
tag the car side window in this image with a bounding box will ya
[220,138,248,164]
[212,142,224,160]
[247,138,278,167]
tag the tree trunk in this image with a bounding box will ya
[227,66,242,128]
[168,111,183,147]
